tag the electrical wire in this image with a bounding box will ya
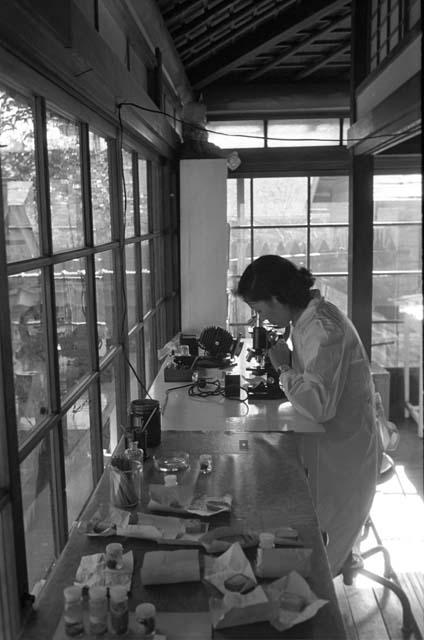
[117,101,409,144]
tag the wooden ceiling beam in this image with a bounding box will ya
[169,0,253,40]
[247,10,350,81]
[192,0,350,90]
[182,0,297,67]
[295,39,350,79]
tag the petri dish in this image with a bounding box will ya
[153,451,190,472]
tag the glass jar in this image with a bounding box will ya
[135,602,156,637]
[88,585,108,635]
[109,585,129,635]
[63,585,84,637]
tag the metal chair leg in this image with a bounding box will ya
[357,566,420,637]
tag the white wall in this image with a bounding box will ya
[180,158,228,334]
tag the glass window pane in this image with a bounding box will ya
[143,319,154,389]
[342,119,350,145]
[55,258,90,399]
[207,120,264,148]
[9,270,49,444]
[0,86,40,262]
[373,224,421,271]
[313,276,348,315]
[372,273,422,322]
[122,149,134,237]
[227,178,251,225]
[138,158,149,235]
[125,244,137,330]
[310,226,348,272]
[20,437,55,592]
[227,275,252,328]
[253,178,307,225]
[268,119,340,147]
[47,112,84,252]
[95,250,115,361]
[100,361,120,456]
[310,176,349,223]
[141,240,152,314]
[64,391,93,528]
[372,322,403,368]
[229,228,251,276]
[129,332,143,401]
[90,131,111,244]
[374,175,421,222]
[156,237,165,300]
[254,228,307,267]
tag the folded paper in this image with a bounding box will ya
[141,549,200,585]
[74,551,133,591]
[266,570,329,632]
[148,484,232,517]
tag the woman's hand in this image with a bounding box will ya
[268,339,291,371]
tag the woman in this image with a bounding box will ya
[236,255,382,576]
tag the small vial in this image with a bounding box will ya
[105,542,124,569]
[135,602,156,637]
[257,532,275,571]
[199,453,213,474]
[88,585,108,636]
[164,474,177,486]
[109,585,129,635]
[63,585,84,637]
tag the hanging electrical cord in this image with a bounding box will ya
[117,101,408,144]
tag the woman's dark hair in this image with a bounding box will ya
[236,255,315,309]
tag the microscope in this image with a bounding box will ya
[245,317,288,401]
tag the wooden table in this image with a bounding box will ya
[149,357,325,505]
[20,431,346,640]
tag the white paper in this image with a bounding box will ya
[74,550,133,591]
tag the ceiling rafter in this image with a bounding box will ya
[247,9,350,81]
[181,0,297,67]
[296,38,350,79]
[170,0,257,44]
[160,0,223,29]
[192,0,350,90]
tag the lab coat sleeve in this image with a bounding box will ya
[280,318,350,423]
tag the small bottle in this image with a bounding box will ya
[135,602,156,638]
[164,474,177,486]
[109,585,129,635]
[63,585,84,637]
[125,440,144,467]
[88,585,108,636]
[124,440,144,504]
[256,532,275,573]
[105,542,124,570]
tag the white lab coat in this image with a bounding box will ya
[280,291,382,576]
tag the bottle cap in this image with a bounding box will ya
[164,474,177,486]
[135,602,156,619]
[63,585,82,602]
[89,585,107,600]
[109,585,128,602]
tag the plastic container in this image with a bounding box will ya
[63,585,84,637]
[88,585,108,636]
[109,585,129,635]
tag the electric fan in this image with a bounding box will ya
[197,326,234,367]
